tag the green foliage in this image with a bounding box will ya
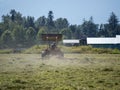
[12,25,25,43]
[81,17,98,37]
[112,48,120,54]
[35,16,46,28]
[55,18,69,30]
[108,12,119,37]
[25,16,35,28]
[26,27,36,41]
[60,28,72,39]
[0,9,120,49]
[1,30,12,45]
[37,27,47,41]
[47,11,54,27]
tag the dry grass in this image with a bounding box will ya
[0,54,120,90]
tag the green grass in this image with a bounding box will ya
[0,49,13,54]
[0,45,120,54]
[22,45,48,54]
[0,54,120,90]
[22,45,120,54]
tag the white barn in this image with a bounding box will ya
[62,35,120,48]
[87,35,120,44]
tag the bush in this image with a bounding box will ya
[112,48,120,54]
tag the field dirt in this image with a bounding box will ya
[0,54,120,90]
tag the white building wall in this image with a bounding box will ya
[116,35,120,44]
[63,40,79,44]
[63,35,120,45]
[87,38,116,44]
[87,35,120,44]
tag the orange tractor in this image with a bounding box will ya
[41,34,64,59]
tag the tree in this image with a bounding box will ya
[15,12,23,25]
[88,17,98,37]
[2,14,11,23]
[10,9,16,22]
[2,15,11,31]
[98,24,105,37]
[26,27,36,42]
[0,23,3,37]
[116,25,120,35]
[35,16,46,30]
[25,16,35,28]
[60,28,72,39]
[37,27,47,41]
[37,16,46,26]
[12,25,25,44]
[108,12,119,37]
[0,29,2,37]
[69,25,77,38]
[81,17,98,37]
[75,25,83,39]
[46,11,54,29]
[55,18,69,30]
[1,30,12,45]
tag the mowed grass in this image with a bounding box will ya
[0,54,120,90]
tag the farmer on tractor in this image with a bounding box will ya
[41,34,64,59]
[50,42,56,50]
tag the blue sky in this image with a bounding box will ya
[0,0,120,24]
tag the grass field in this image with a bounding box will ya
[0,54,120,90]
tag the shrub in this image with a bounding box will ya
[112,48,120,54]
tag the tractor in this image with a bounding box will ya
[41,34,64,59]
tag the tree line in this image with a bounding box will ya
[0,9,120,48]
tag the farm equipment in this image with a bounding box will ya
[41,34,64,59]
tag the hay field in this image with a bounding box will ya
[0,54,120,90]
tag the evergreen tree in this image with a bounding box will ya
[10,9,16,22]
[108,12,119,37]
[25,16,35,28]
[46,11,55,31]
[81,17,98,37]
[35,16,46,30]
[69,25,77,38]
[55,18,69,30]
[98,24,105,37]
